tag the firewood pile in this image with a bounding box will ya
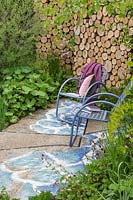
[36,1,133,87]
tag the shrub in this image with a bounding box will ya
[35,54,76,95]
[0,188,19,200]
[0,66,57,124]
[29,191,55,200]
[0,52,75,128]
[99,78,131,110]
[107,79,133,172]
[0,0,41,68]
[0,97,7,131]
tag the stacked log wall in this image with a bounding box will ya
[36,1,133,87]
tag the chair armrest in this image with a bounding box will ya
[82,100,116,108]
[82,81,108,102]
[58,77,79,94]
[83,92,119,105]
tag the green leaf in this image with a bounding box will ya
[5,76,12,80]
[22,86,32,94]
[21,67,33,74]
[58,0,64,7]
[31,90,49,98]
[47,86,55,92]
[5,112,13,116]
[10,116,18,123]
[25,99,36,108]
[126,61,133,68]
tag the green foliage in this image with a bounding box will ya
[36,0,87,32]
[126,59,133,75]
[45,54,63,81]
[0,189,55,200]
[0,188,19,200]
[106,80,133,171]
[0,53,75,128]
[57,159,133,200]
[98,78,130,110]
[0,97,7,131]
[29,191,54,200]
[0,0,42,68]
[106,175,133,200]
[57,157,111,200]
[108,78,133,134]
[39,0,133,48]
[88,0,133,17]
[0,66,57,124]
[35,54,76,94]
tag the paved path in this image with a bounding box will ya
[0,107,107,162]
[0,108,69,162]
[0,105,107,200]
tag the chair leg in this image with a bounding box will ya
[78,119,88,147]
[69,123,76,147]
[69,116,84,147]
[56,94,61,120]
[69,115,79,146]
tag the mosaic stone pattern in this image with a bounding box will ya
[0,100,106,199]
[0,139,103,200]
[30,100,84,135]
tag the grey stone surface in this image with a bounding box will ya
[0,103,107,200]
[0,104,107,162]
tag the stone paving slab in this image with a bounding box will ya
[0,131,82,162]
[0,132,70,150]
[0,104,107,163]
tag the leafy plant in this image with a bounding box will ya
[29,191,55,200]
[0,0,42,68]
[98,78,130,110]
[88,0,133,17]
[0,188,19,200]
[0,97,7,131]
[106,168,133,200]
[37,0,133,48]
[0,52,75,127]
[107,80,133,172]
[35,54,76,95]
[46,54,62,81]
[0,66,57,124]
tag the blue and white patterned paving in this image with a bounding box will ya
[30,100,84,135]
[0,137,104,200]
[0,100,106,199]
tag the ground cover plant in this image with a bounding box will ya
[0,97,7,131]
[0,66,57,124]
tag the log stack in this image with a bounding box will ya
[37,1,133,87]
[36,0,74,70]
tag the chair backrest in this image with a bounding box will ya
[116,80,133,106]
[78,62,107,92]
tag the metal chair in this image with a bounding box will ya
[69,80,133,147]
[56,63,108,123]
